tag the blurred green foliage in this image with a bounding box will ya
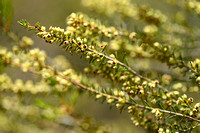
[0,0,12,32]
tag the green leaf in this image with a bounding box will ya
[0,0,12,32]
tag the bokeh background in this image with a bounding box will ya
[2,0,196,132]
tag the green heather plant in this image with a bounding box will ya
[1,0,200,132]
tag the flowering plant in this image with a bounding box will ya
[1,0,200,132]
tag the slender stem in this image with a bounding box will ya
[4,57,200,124]
[183,124,200,132]
[43,62,200,123]
[88,48,168,92]
[23,23,200,81]
[23,24,200,91]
